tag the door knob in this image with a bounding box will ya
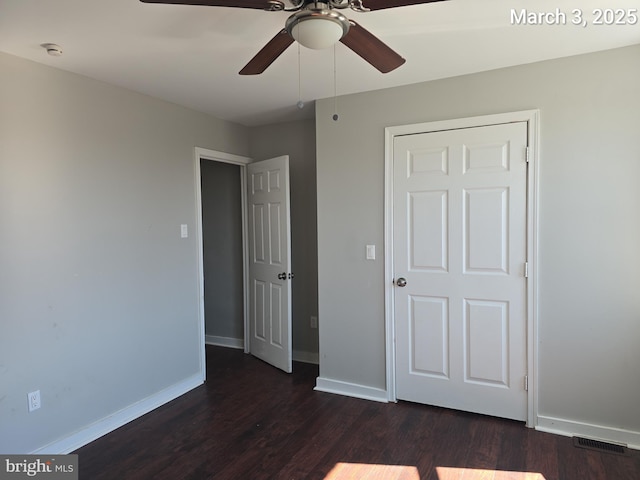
[277,272,287,280]
[396,277,407,287]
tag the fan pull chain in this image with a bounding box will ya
[297,43,304,109]
[332,44,339,121]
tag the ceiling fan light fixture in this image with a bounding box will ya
[286,9,350,50]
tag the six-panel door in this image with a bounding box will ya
[247,156,292,373]
[394,122,528,421]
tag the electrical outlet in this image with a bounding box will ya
[28,390,41,412]
[310,316,318,329]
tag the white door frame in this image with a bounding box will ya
[384,110,540,427]
[194,147,252,381]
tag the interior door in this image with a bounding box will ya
[394,122,528,421]
[247,155,293,373]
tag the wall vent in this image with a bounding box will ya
[573,436,628,456]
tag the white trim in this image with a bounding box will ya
[194,147,252,376]
[526,111,541,429]
[32,374,203,454]
[293,350,319,365]
[205,335,244,350]
[384,110,540,427]
[195,147,252,166]
[384,127,396,402]
[537,415,640,451]
[315,377,388,403]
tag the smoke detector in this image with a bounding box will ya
[41,43,63,57]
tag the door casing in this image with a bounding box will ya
[195,147,252,382]
[384,110,540,427]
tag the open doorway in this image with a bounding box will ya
[195,148,251,378]
[196,150,293,374]
[200,159,244,348]
[194,142,318,372]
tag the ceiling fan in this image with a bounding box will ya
[140,0,447,75]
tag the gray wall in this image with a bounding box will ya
[316,45,640,438]
[0,51,249,453]
[201,160,244,341]
[249,119,319,358]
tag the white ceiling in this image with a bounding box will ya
[1,0,639,126]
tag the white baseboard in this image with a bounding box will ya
[205,335,244,349]
[314,377,388,403]
[537,415,640,450]
[32,374,203,454]
[293,350,319,365]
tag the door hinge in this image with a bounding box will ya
[524,262,529,278]
[525,146,530,163]
[524,375,529,391]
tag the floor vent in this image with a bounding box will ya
[573,436,628,456]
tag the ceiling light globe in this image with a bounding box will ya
[291,17,345,50]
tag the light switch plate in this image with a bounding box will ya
[366,244,375,260]
[181,224,188,238]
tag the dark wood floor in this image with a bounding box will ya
[75,346,639,480]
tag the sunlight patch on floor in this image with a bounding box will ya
[436,467,546,480]
[324,462,420,480]
[323,463,546,479]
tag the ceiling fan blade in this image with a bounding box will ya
[239,30,294,75]
[340,21,405,73]
[139,0,279,10]
[361,0,448,11]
